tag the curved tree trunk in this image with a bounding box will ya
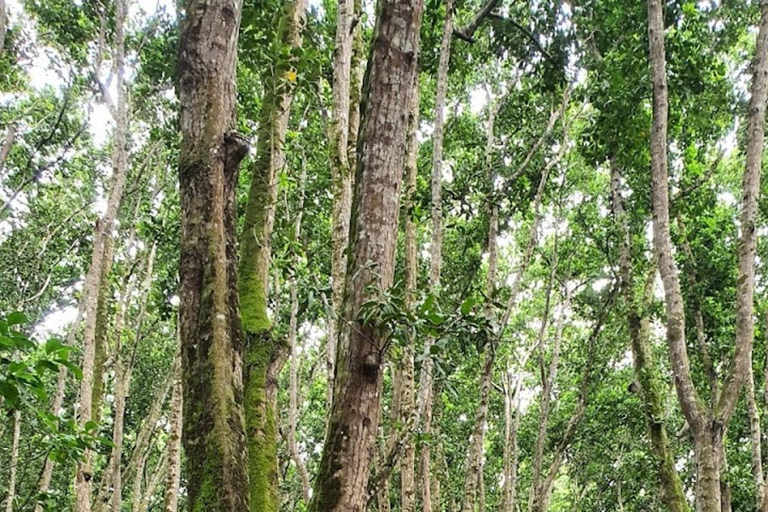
[238,2,305,510]
[307,0,424,509]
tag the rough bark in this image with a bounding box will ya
[612,161,688,512]
[4,410,20,512]
[327,0,356,406]
[306,0,424,509]
[459,350,494,512]
[747,361,765,512]
[75,0,130,507]
[647,0,768,510]
[163,348,183,512]
[238,2,305,510]
[176,0,250,507]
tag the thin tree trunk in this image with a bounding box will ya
[747,360,766,511]
[176,0,250,507]
[460,350,494,512]
[0,124,15,177]
[0,0,6,59]
[307,0,424,509]
[238,2,305,510]
[4,410,20,512]
[401,73,420,512]
[420,3,452,509]
[134,449,169,512]
[163,347,182,512]
[75,0,129,507]
[287,165,312,505]
[612,161,688,512]
[501,371,520,512]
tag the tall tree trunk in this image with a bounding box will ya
[75,0,130,508]
[163,347,183,512]
[460,351,494,512]
[238,2,305,510]
[647,0,768,510]
[401,73,420,512]
[4,410,20,512]
[327,0,356,406]
[0,0,6,59]
[176,0,250,507]
[747,361,765,512]
[500,371,520,512]
[419,2,452,509]
[611,161,688,512]
[287,165,312,505]
[307,0,424,509]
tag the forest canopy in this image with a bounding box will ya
[1,0,768,511]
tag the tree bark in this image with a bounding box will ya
[176,0,250,507]
[612,161,688,512]
[419,2,452,509]
[163,347,183,512]
[307,0,424,509]
[0,0,6,59]
[0,124,15,177]
[75,0,130,507]
[4,410,20,512]
[747,360,766,512]
[287,165,312,505]
[401,71,420,512]
[647,0,768,510]
[238,2,305,510]
[327,0,356,407]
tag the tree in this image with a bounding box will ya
[307,0,425,510]
[176,0,250,508]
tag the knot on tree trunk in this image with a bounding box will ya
[225,130,251,170]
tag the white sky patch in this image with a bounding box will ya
[469,86,487,115]
[34,305,78,339]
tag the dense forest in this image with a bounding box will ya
[1,0,768,511]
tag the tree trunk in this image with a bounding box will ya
[238,2,305,510]
[0,0,6,59]
[287,165,312,505]
[401,76,419,512]
[4,410,20,512]
[75,0,130,507]
[307,0,424,509]
[500,371,520,512]
[0,124,15,177]
[327,0,356,406]
[647,0,768,510]
[176,0,250,507]
[419,2,452,509]
[747,361,765,511]
[460,350,494,512]
[163,348,183,512]
[611,161,688,512]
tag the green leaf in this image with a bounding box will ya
[460,297,478,315]
[7,312,28,326]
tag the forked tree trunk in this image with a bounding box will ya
[176,0,250,507]
[307,0,424,509]
[647,0,768,510]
